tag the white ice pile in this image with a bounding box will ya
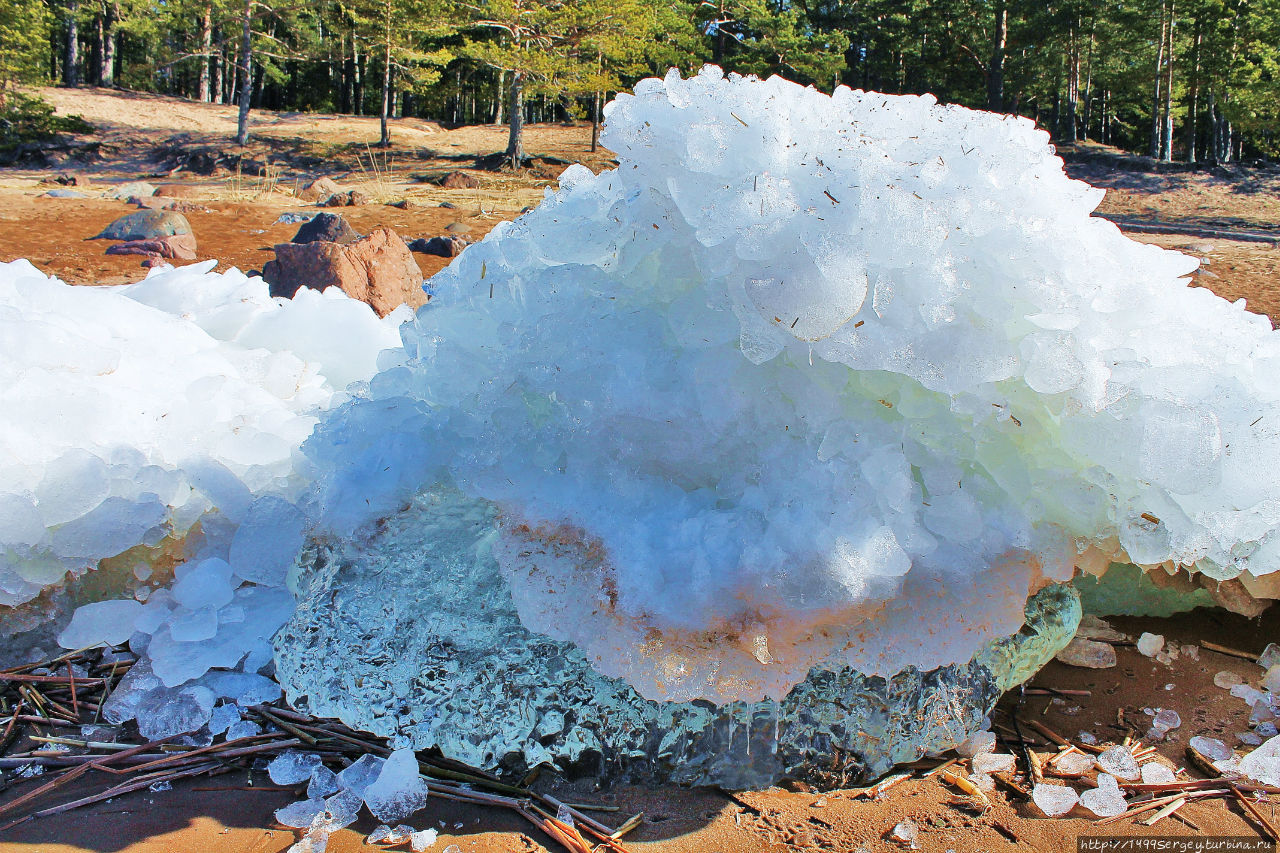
[0,258,407,610]
[0,258,407,730]
[303,67,1280,704]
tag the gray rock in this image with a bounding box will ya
[102,181,157,200]
[292,212,361,245]
[93,210,193,241]
[274,487,1080,788]
[407,235,469,257]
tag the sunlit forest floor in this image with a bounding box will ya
[2,88,1280,853]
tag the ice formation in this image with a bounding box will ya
[303,66,1280,705]
[0,259,407,615]
[8,65,1280,784]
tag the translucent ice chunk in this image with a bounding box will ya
[207,702,241,736]
[1259,644,1280,670]
[1055,638,1116,669]
[1050,752,1094,778]
[889,818,919,847]
[971,753,1015,775]
[1187,732,1228,758]
[324,790,363,829]
[1239,736,1280,786]
[308,765,341,799]
[1079,773,1127,818]
[1095,746,1140,781]
[1153,709,1181,731]
[1032,783,1079,817]
[57,599,142,649]
[225,720,261,741]
[362,748,429,823]
[411,828,439,852]
[1215,671,1244,689]
[1136,633,1164,658]
[275,798,327,829]
[956,730,996,757]
[1141,763,1176,784]
[268,751,324,785]
[337,753,385,798]
[1262,666,1280,693]
[136,685,215,740]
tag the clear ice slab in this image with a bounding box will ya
[274,489,1079,788]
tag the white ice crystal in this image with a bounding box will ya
[0,258,406,611]
[304,67,1280,704]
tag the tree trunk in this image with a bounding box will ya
[1149,0,1166,158]
[100,2,117,87]
[591,91,602,152]
[985,0,1006,112]
[494,69,505,124]
[1161,0,1175,161]
[379,0,392,148]
[354,44,364,115]
[198,5,213,102]
[1184,19,1201,163]
[234,0,252,145]
[64,0,80,86]
[212,36,224,104]
[506,70,525,169]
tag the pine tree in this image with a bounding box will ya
[458,0,680,168]
[343,0,453,147]
[0,0,51,108]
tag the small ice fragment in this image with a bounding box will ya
[1032,783,1079,817]
[971,753,1015,775]
[1136,633,1164,657]
[1259,643,1280,670]
[225,719,261,741]
[338,753,384,797]
[411,828,439,852]
[442,846,462,853]
[889,818,919,847]
[268,750,324,785]
[208,702,240,736]
[1256,722,1279,738]
[1214,671,1244,689]
[275,798,327,829]
[324,790,362,828]
[1262,665,1280,693]
[58,599,143,649]
[1078,731,1098,745]
[1181,645,1199,661]
[1153,709,1181,731]
[149,780,172,792]
[1238,736,1280,786]
[1141,763,1176,784]
[308,765,341,799]
[1055,638,1116,669]
[956,730,996,757]
[1239,732,1264,746]
[1050,752,1094,778]
[1187,732,1228,758]
[367,825,393,843]
[1231,684,1267,706]
[388,825,416,842]
[1095,746,1141,781]
[1079,773,1127,818]
[362,748,429,823]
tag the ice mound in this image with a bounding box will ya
[0,259,407,612]
[304,67,1280,705]
[275,487,1079,788]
